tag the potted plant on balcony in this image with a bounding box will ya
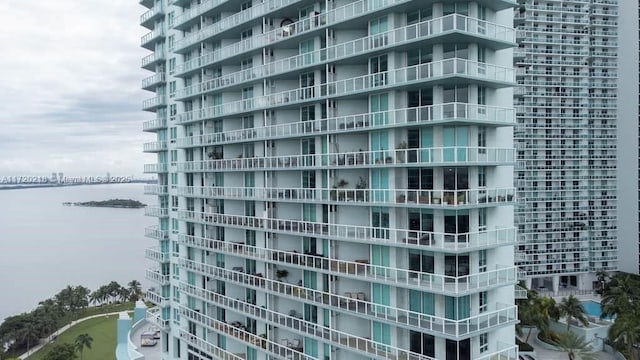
[276,269,289,282]
[355,176,367,201]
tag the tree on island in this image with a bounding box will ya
[557,295,589,331]
[552,331,597,360]
[74,333,93,360]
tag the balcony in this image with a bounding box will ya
[179,330,246,360]
[176,185,514,208]
[145,226,169,241]
[142,96,166,112]
[146,306,169,329]
[142,72,166,90]
[143,163,168,173]
[144,184,168,195]
[141,51,165,71]
[145,206,169,218]
[140,28,165,50]
[176,13,514,77]
[145,288,169,307]
[142,115,167,132]
[140,3,164,29]
[139,0,153,9]
[177,263,517,339]
[175,147,514,174]
[145,246,169,263]
[515,284,528,299]
[145,268,170,286]
[177,212,516,253]
[143,140,168,152]
[174,0,298,32]
[177,60,513,123]
[175,103,513,148]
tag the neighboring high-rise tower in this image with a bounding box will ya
[141,0,518,359]
[514,0,619,290]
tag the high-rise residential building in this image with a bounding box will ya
[514,0,620,290]
[140,0,518,359]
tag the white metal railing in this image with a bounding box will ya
[179,330,246,360]
[175,185,515,207]
[142,72,165,89]
[176,6,512,76]
[143,163,168,173]
[175,147,514,173]
[179,282,439,360]
[145,269,170,285]
[146,307,169,329]
[142,96,166,110]
[141,28,165,47]
[145,226,169,240]
[177,60,513,124]
[177,211,516,253]
[144,184,167,195]
[141,51,164,69]
[145,206,169,217]
[143,140,167,152]
[145,288,169,307]
[142,116,166,131]
[174,0,300,42]
[515,284,528,299]
[178,260,518,337]
[176,237,516,294]
[140,2,163,26]
[145,246,169,263]
[175,103,513,148]
[177,14,512,99]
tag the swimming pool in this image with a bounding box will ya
[581,300,613,320]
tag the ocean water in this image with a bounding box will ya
[0,183,156,322]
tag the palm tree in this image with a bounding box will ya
[127,280,143,302]
[43,343,78,360]
[74,333,93,360]
[557,295,589,331]
[608,302,640,360]
[601,274,640,318]
[553,331,597,360]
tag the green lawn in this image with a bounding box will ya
[29,315,119,360]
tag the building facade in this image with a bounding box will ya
[514,0,620,291]
[140,0,518,359]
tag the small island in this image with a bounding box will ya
[62,198,147,208]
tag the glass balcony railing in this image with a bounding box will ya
[143,163,168,173]
[175,185,515,208]
[145,226,169,240]
[142,116,167,132]
[177,60,513,124]
[176,12,513,78]
[145,206,169,217]
[145,269,170,286]
[175,104,513,148]
[175,147,514,173]
[145,246,170,263]
[176,213,515,253]
[177,261,517,338]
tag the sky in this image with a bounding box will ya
[0,0,154,177]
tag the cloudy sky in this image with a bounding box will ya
[0,0,154,177]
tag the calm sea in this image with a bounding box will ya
[0,183,156,322]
